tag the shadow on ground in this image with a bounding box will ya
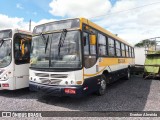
[0,87,43,99]
[37,75,152,111]
[0,75,153,111]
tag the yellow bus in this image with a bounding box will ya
[29,18,135,97]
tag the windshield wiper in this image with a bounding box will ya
[39,33,49,53]
[58,29,67,56]
[39,33,46,44]
[0,38,4,47]
[45,36,49,53]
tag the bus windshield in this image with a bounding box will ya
[0,39,12,68]
[30,30,82,69]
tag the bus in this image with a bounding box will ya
[29,18,135,97]
[0,29,31,90]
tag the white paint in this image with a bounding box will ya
[0,28,31,90]
[134,47,146,65]
[29,69,83,85]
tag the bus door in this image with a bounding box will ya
[14,33,31,89]
[83,32,98,77]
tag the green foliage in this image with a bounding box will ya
[135,39,157,47]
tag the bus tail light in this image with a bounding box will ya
[2,83,9,87]
[64,88,76,94]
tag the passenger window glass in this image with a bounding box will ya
[132,48,135,57]
[121,43,126,57]
[98,34,107,56]
[126,45,129,57]
[83,32,89,55]
[129,47,132,57]
[90,35,96,55]
[116,41,121,56]
[108,38,115,56]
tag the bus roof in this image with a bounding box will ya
[33,17,132,47]
[80,18,133,47]
[0,28,31,35]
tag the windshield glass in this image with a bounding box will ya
[31,30,82,69]
[0,40,12,68]
[33,19,80,34]
[0,30,12,39]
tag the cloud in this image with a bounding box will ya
[0,14,56,31]
[0,14,28,30]
[49,0,111,18]
[95,0,160,45]
[16,3,23,9]
[49,0,160,45]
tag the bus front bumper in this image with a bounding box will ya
[0,78,14,90]
[29,81,86,97]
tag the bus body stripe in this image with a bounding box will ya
[84,66,107,77]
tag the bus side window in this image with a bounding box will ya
[126,45,129,57]
[98,33,107,56]
[89,34,96,55]
[115,41,121,57]
[83,32,89,55]
[83,32,97,68]
[132,48,135,57]
[121,43,126,57]
[108,38,115,56]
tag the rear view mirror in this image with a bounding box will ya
[90,35,96,45]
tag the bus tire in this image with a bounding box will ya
[96,75,107,96]
[124,68,131,80]
[126,68,131,80]
[143,73,146,78]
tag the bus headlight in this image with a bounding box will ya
[0,69,5,75]
[30,77,33,81]
[3,73,9,80]
[71,80,74,84]
[65,81,68,85]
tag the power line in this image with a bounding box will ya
[89,1,160,19]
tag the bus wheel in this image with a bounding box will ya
[96,75,107,96]
[125,68,131,80]
[143,73,146,78]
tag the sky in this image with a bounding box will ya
[0,0,160,45]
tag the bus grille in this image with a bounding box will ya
[50,74,68,78]
[35,73,68,78]
[39,78,62,85]
[35,73,49,77]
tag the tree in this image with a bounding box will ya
[134,39,157,47]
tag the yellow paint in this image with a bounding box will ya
[83,57,134,77]
[99,58,134,67]
[79,18,133,47]
[84,66,107,77]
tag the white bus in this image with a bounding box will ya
[0,29,31,90]
[29,18,134,97]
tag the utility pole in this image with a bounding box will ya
[29,19,31,31]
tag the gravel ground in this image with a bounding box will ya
[0,75,160,119]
